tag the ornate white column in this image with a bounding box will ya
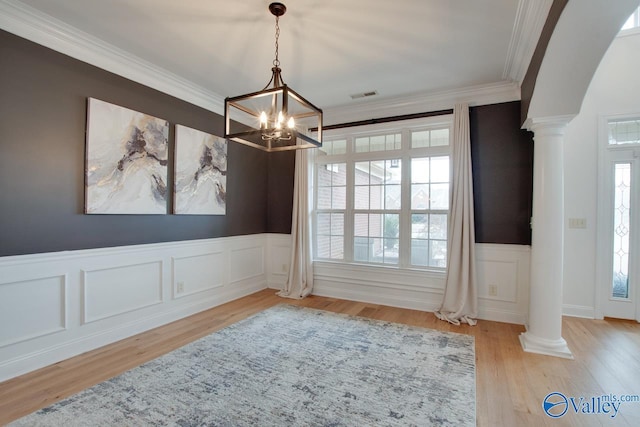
[520,117,573,359]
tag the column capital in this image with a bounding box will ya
[522,115,575,135]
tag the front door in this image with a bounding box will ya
[599,117,640,321]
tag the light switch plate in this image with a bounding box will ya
[568,218,587,229]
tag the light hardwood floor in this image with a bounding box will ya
[1,289,639,426]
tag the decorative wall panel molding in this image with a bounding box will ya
[172,252,225,299]
[229,246,264,283]
[82,261,163,324]
[0,275,66,348]
[266,234,291,289]
[475,243,530,324]
[0,235,268,382]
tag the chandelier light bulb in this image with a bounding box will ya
[287,117,295,129]
[260,111,268,129]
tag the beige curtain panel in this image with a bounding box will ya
[435,103,479,326]
[279,149,314,299]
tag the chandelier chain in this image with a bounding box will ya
[273,16,280,68]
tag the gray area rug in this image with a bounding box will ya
[12,305,476,426]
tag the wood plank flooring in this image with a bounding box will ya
[1,289,639,426]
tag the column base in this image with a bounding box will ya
[519,331,573,359]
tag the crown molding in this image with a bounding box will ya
[0,0,225,114]
[324,81,521,126]
[503,0,554,83]
[0,0,530,123]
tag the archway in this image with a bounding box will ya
[521,0,640,358]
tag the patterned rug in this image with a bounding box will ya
[11,305,476,426]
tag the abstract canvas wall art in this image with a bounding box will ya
[85,98,169,214]
[174,125,227,215]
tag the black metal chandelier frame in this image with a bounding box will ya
[224,2,323,152]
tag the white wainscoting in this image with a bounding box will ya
[266,234,292,288]
[0,235,268,382]
[267,235,530,324]
[1,234,531,382]
[172,251,225,300]
[475,244,530,324]
[82,261,163,324]
[0,274,67,348]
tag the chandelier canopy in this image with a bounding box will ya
[224,2,323,152]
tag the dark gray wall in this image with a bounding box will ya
[0,29,534,256]
[267,151,295,234]
[0,30,282,257]
[470,101,534,245]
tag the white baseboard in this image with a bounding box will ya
[477,305,527,325]
[562,304,596,319]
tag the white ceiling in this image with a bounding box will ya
[13,0,548,112]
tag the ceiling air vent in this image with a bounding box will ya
[350,90,378,100]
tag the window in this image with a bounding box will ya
[608,118,640,145]
[354,159,402,264]
[313,117,452,271]
[410,156,449,268]
[612,162,632,298]
[622,6,640,31]
[316,162,346,260]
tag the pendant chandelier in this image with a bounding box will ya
[224,2,323,152]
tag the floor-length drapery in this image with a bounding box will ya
[435,103,478,325]
[278,148,313,299]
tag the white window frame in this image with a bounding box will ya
[620,6,640,37]
[312,115,453,273]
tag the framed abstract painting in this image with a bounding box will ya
[174,125,227,215]
[85,98,169,214]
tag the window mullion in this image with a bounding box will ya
[344,136,355,262]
